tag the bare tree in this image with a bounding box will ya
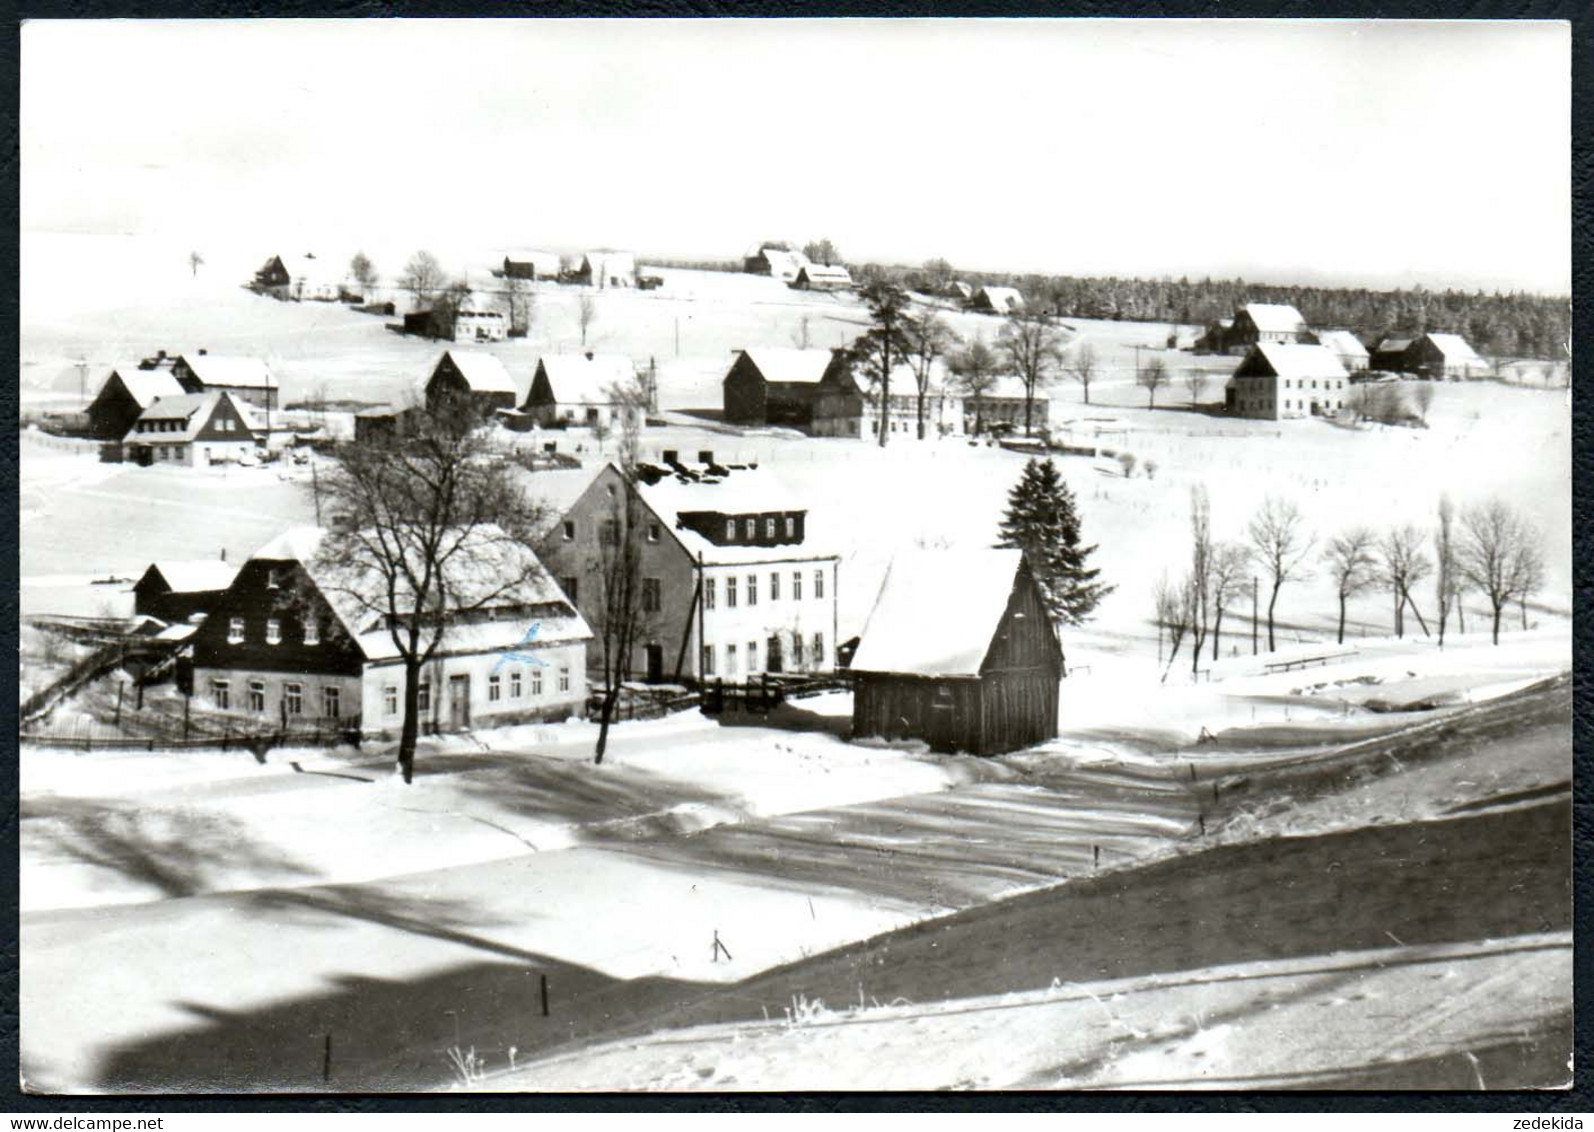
[1460,499,1546,645]
[803,237,840,265]
[997,308,1066,436]
[1322,527,1379,644]
[400,250,447,309]
[313,405,549,783]
[188,250,205,278]
[1154,573,1195,683]
[1435,494,1458,646]
[1184,369,1211,409]
[350,251,379,299]
[1378,525,1432,638]
[1062,341,1098,406]
[1207,542,1252,659]
[1188,485,1212,676]
[586,456,659,764]
[430,277,474,341]
[1138,357,1170,410]
[948,336,1000,437]
[1247,496,1314,651]
[577,292,598,347]
[905,313,953,439]
[503,273,536,336]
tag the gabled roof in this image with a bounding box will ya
[436,350,517,394]
[175,354,276,390]
[1420,332,1483,364]
[731,347,836,387]
[1312,329,1369,360]
[798,263,852,283]
[582,250,636,277]
[623,464,830,565]
[850,548,1027,677]
[975,285,1025,311]
[982,375,1041,401]
[503,248,562,273]
[755,248,810,279]
[249,524,591,661]
[824,358,960,399]
[1238,343,1350,381]
[534,353,636,403]
[1238,303,1308,334]
[142,560,239,594]
[104,367,184,408]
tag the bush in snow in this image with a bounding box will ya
[1116,452,1137,478]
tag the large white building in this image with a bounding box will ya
[1224,343,1351,420]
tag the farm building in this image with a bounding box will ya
[424,350,519,422]
[1311,329,1370,373]
[84,366,185,440]
[1194,317,1235,354]
[574,251,637,289]
[132,560,239,624]
[188,525,591,738]
[539,462,840,685]
[521,352,641,429]
[1405,332,1488,380]
[171,353,279,413]
[850,549,1063,756]
[789,263,853,291]
[1224,343,1351,420]
[451,294,508,342]
[353,405,426,445]
[721,347,838,427]
[969,375,1049,435]
[810,356,966,440]
[945,280,974,301]
[121,391,261,467]
[743,246,810,282]
[969,286,1025,314]
[251,255,292,298]
[502,249,563,281]
[1226,303,1312,351]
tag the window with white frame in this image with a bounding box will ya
[228,617,245,644]
[784,516,794,539]
[770,572,780,601]
[418,682,431,713]
[248,679,266,713]
[532,668,543,696]
[744,518,755,540]
[211,679,230,710]
[323,686,341,718]
[558,667,570,693]
[724,519,735,541]
[266,618,281,645]
[488,674,502,702]
[727,577,738,607]
[793,633,805,668]
[747,640,758,671]
[701,645,715,675]
[383,685,397,717]
[303,619,319,645]
[727,643,738,674]
[813,632,824,667]
[764,517,775,539]
[814,569,825,599]
[510,669,522,698]
[647,522,660,543]
[704,577,716,609]
[286,683,303,715]
[746,574,757,606]
[267,568,280,589]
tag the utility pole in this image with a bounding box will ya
[75,356,90,409]
[1251,576,1259,655]
[1133,345,1143,388]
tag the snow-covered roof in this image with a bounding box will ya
[850,548,1026,677]
[1241,343,1350,381]
[454,294,506,320]
[976,286,1025,311]
[122,391,255,445]
[732,347,836,387]
[754,247,810,280]
[1313,330,1369,360]
[583,250,636,278]
[106,367,184,408]
[627,465,833,565]
[535,353,636,403]
[982,375,1041,401]
[1421,332,1483,364]
[1239,303,1308,334]
[1373,337,1414,354]
[827,358,959,398]
[439,350,517,394]
[799,263,853,284]
[176,354,276,390]
[503,249,562,274]
[145,560,239,593]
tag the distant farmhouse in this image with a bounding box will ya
[540,461,840,685]
[520,352,640,430]
[969,285,1025,314]
[121,390,260,467]
[133,560,239,624]
[945,280,974,302]
[810,357,965,440]
[1405,332,1487,380]
[789,263,852,292]
[1310,329,1370,374]
[1199,304,1312,355]
[187,526,591,738]
[251,254,351,301]
[353,405,424,446]
[850,549,1063,756]
[85,366,185,440]
[1224,343,1350,420]
[452,293,508,343]
[1369,336,1415,372]
[721,347,837,428]
[172,353,279,413]
[971,376,1049,434]
[575,251,637,290]
[743,246,811,283]
[424,350,519,422]
[502,249,563,281]
[252,256,293,298]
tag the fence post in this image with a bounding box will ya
[115,682,124,729]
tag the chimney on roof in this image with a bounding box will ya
[698,450,714,466]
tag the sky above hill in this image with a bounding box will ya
[21,18,1571,295]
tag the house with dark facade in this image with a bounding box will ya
[188,525,591,738]
[1405,332,1487,380]
[1224,343,1350,420]
[521,352,640,429]
[424,350,519,421]
[539,461,839,686]
[721,347,838,427]
[252,255,292,298]
[969,285,1025,314]
[132,560,239,624]
[789,263,852,291]
[171,353,279,413]
[121,391,261,467]
[84,366,185,440]
[502,249,563,281]
[353,405,427,445]
[1226,303,1312,352]
[849,549,1063,755]
[574,251,637,289]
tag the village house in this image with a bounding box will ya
[520,352,640,429]
[187,526,591,738]
[84,366,186,440]
[1224,343,1351,420]
[1404,332,1487,381]
[970,375,1049,434]
[945,280,974,302]
[1310,329,1371,373]
[1369,335,1416,372]
[789,263,853,291]
[743,246,811,283]
[1194,316,1236,354]
[575,251,637,289]
[171,353,280,414]
[721,347,837,427]
[132,559,239,625]
[121,390,261,467]
[251,255,293,298]
[810,355,966,440]
[969,285,1026,314]
[451,293,508,342]
[539,461,840,686]
[424,350,519,422]
[1226,303,1313,352]
[502,249,563,281]
[849,549,1063,756]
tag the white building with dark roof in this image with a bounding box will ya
[121,391,261,466]
[522,351,640,428]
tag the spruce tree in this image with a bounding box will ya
[996,458,1113,625]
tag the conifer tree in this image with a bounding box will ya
[996,458,1113,625]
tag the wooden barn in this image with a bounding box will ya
[849,549,1063,755]
[721,347,839,427]
[1227,303,1312,351]
[1405,332,1487,380]
[84,366,185,440]
[424,350,519,422]
[1369,336,1415,372]
[502,249,562,281]
[789,263,853,291]
[132,559,239,624]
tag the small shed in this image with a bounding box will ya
[850,549,1063,755]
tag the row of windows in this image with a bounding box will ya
[563,519,664,543]
[228,616,319,645]
[138,416,240,434]
[701,632,825,676]
[400,666,572,715]
[145,445,186,462]
[723,516,797,542]
[1237,398,1346,413]
[212,679,340,717]
[704,570,824,610]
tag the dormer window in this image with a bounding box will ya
[785,516,795,539]
[764,518,775,539]
[744,518,755,539]
[725,519,736,541]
